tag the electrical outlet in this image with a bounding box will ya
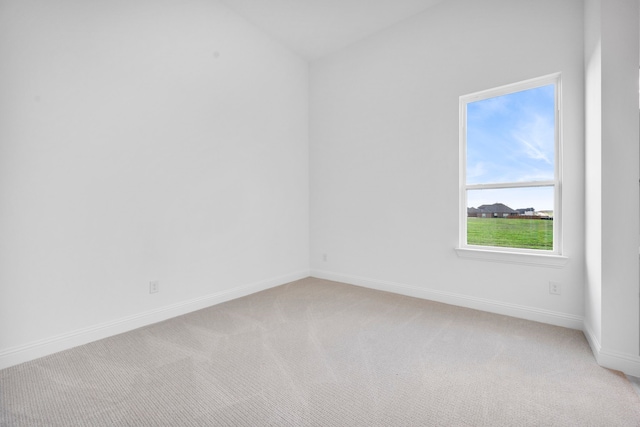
[149,280,159,294]
[549,281,561,295]
[322,253,328,262]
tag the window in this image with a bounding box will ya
[459,74,561,255]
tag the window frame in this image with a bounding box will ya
[458,73,563,259]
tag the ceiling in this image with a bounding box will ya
[219,0,446,61]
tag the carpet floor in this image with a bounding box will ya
[1,277,640,426]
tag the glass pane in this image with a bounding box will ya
[466,187,554,250]
[466,84,555,185]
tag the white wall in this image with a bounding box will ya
[599,0,640,360]
[584,0,603,349]
[584,0,640,374]
[0,0,309,367]
[310,0,586,327]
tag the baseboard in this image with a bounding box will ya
[583,321,605,356]
[311,269,584,330]
[583,322,640,377]
[0,270,310,370]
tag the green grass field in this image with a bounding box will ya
[467,218,553,250]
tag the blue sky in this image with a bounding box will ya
[466,84,555,211]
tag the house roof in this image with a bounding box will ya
[476,203,516,214]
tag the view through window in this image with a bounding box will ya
[460,74,560,253]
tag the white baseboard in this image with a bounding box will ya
[9,269,638,377]
[582,322,602,356]
[311,269,584,330]
[312,270,640,376]
[0,270,310,370]
[583,322,640,377]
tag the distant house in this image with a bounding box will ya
[537,210,553,219]
[516,207,535,216]
[467,204,552,219]
[467,207,480,217]
[467,203,517,218]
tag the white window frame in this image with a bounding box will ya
[456,73,567,267]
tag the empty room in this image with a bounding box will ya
[2,0,640,425]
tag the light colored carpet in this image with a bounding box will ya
[1,277,639,426]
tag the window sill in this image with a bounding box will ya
[455,247,568,268]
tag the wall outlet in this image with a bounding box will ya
[322,253,328,262]
[549,281,561,295]
[149,280,159,294]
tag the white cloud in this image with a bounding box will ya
[466,161,487,181]
[512,114,554,166]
